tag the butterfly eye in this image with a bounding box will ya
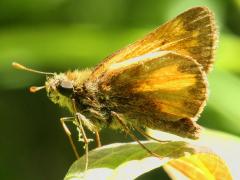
[57,80,74,97]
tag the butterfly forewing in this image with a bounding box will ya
[90,6,217,81]
[97,51,207,139]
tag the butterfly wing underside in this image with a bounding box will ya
[97,51,207,139]
[86,6,217,138]
[90,6,217,81]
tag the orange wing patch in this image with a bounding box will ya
[98,52,207,138]
[131,63,199,118]
[90,6,217,81]
[132,64,197,92]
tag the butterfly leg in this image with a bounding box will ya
[111,111,161,159]
[74,113,90,171]
[134,126,170,143]
[72,99,90,171]
[95,131,101,147]
[60,117,80,159]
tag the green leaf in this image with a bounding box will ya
[64,138,232,180]
[148,128,239,179]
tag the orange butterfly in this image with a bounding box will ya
[13,6,217,169]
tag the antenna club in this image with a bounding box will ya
[12,62,26,70]
[29,86,45,93]
[30,86,37,93]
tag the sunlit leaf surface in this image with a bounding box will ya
[165,153,232,180]
[64,138,232,180]
[148,128,239,179]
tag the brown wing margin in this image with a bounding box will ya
[98,51,207,139]
[90,6,217,81]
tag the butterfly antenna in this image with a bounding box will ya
[12,62,54,75]
[12,62,53,93]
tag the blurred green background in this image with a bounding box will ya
[1,0,240,179]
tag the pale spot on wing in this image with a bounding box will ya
[109,51,169,71]
[188,14,210,25]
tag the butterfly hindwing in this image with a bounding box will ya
[97,51,207,139]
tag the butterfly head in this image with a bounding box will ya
[12,62,76,109]
[12,62,93,111]
[45,73,75,109]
